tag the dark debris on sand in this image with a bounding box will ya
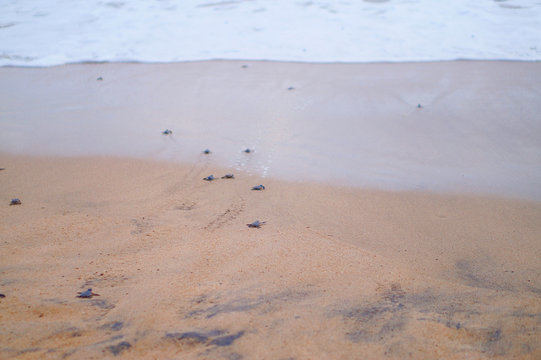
[106,341,131,356]
[165,330,244,348]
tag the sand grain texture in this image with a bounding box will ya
[1,154,541,359]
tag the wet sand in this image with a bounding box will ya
[1,153,541,359]
[1,61,541,198]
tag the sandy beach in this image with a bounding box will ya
[1,61,541,359]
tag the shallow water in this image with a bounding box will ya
[1,0,540,66]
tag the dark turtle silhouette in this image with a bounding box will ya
[287,86,295,91]
[221,174,235,179]
[10,198,21,206]
[247,220,266,228]
[96,77,103,81]
[203,149,212,154]
[243,148,253,153]
[417,104,422,108]
[77,288,100,298]
[251,185,265,191]
[0,168,5,171]
[162,129,173,135]
[0,294,5,298]
[203,175,216,181]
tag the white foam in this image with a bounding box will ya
[1,0,540,66]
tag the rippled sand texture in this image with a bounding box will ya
[1,155,540,359]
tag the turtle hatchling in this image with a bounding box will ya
[203,175,216,181]
[203,149,212,154]
[77,288,100,298]
[247,220,266,228]
[10,198,21,206]
[162,129,173,135]
[222,174,235,179]
[251,185,265,191]
[243,148,253,153]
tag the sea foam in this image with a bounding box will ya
[1,0,540,67]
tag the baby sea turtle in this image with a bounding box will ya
[162,129,173,135]
[243,148,253,153]
[96,77,103,81]
[251,185,265,191]
[10,198,21,206]
[417,104,422,108]
[287,86,295,91]
[203,149,212,154]
[203,175,216,181]
[247,220,266,228]
[221,174,235,179]
[77,288,100,298]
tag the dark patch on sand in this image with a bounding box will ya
[223,352,243,360]
[61,349,77,358]
[330,283,541,356]
[106,341,131,356]
[167,331,213,344]
[455,259,513,291]
[527,285,541,296]
[210,331,245,346]
[185,289,312,319]
[92,335,124,346]
[110,322,124,331]
[165,329,244,348]
[100,321,124,331]
[483,328,508,356]
[335,284,408,342]
[17,347,42,355]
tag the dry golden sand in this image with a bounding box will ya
[1,153,540,359]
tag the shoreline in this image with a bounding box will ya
[1,153,541,358]
[2,58,540,69]
[1,60,541,200]
[2,150,541,204]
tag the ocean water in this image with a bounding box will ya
[1,0,540,66]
